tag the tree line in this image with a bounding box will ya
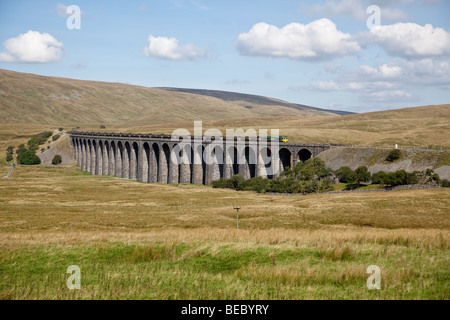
[212,156,449,194]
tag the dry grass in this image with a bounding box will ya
[0,69,334,126]
[0,164,449,299]
[114,104,450,147]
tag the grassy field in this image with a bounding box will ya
[1,163,449,299]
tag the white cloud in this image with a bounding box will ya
[264,71,275,79]
[305,0,366,21]
[169,0,210,10]
[366,22,450,58]
[144,35,208,61]
[75,60,88,68]
[361,90,416,103]
[235,18,361,60]
[305,58,450,103]
[56,4,70,17]
[309,79,397,92]
[0,30,64,63]
[138,3,149,12]
[224,79,251,85]
[325,62,343,73]
[304,0,408,22]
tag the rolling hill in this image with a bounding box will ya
[0,69,345,126]
[110,104,450,148]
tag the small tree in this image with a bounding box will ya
[227,174,246,190]
[335,166,356,183]
[371,171,387,184]
[6,153,13,162]
[52,155,62,165]
[386,149,401,162]
[17,150,41,165]
[58,128,64,132]
[16,144,27,155]
[355,166,371,185]
[52,134,61,141]
[6,146,14,154]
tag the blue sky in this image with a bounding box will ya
[0,0,449,113]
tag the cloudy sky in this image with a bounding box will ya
[0,0,449,113]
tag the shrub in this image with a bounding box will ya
[335,166,355,183]
[212,160,334,195]
[6,146,14,154]
[441,179,450,188]
[371,171,387,184]
[16,144,27,155]
[6,153,13,162]
[52,134,61,141]
[227,174,246,190]
[41,148,45,152]
[212,179,225,189]
[241,176,270,193]
[17,150,41,165]
[319,178,334,192]
[383,170,417,187]
[28,131,53,146]
[28,143,39,151]
[294,158,329,181]
[52,155,62,165]
[386,149,401,162]
[355,166,371,184]
[58,128,64,132]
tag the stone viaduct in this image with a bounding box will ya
[70,131,340,185]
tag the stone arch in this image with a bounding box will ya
[73,138,79,166]
[224,146,238,179]
[201,145,207,185]
[169,143,180,184]
[259,147,272,179]
[179,144,192,184]
[78,139,83,170]
[150,143,159,183]
[89,140,96,175]
[82,139,88,172]
[130,142,139,180]
[102,140,109,176]
[244,146,256,179]
[209,145,223,183]
[158,143,170,183]
[122,141,131,179]
[191,144,203,184]
[142,142,150,183]
[96,140,103,175]
[116,141,124,178]
[109,141,116,176]
[297,148,312,162]
[279,148,292,172]
[231,147,239,176]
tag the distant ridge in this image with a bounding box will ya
[0,69,350,125]
[158,87,354,116]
